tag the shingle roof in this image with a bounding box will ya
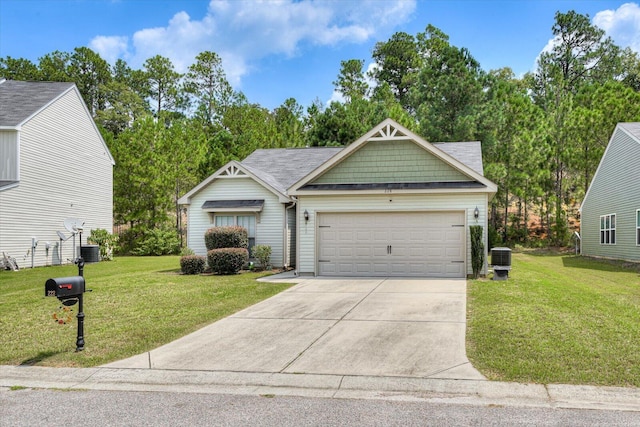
[241,147,343,193]
[433,141,484,176]
[239,140,485,194]
[0,80,75,127]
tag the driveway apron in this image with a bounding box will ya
[104,277,485,380]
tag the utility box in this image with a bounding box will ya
[45,276,85,299]
[491,247,512,281]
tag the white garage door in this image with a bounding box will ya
[317,211,466,277]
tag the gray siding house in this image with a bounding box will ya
[0,79,115,267]
[181,119,497,277]
[580,123,640,261]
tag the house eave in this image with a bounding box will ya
[291,187,495,197]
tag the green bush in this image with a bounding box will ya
[180,255,206,275]
[87,228,119,261]
[207,248,249,275]
[252,245,272,270]
[470,225,485,279]
[204,226,248,250]
[132,226,180,256]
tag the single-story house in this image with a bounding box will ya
[580,122,640,261]
[0,79,115,267]
[179,118,497,277]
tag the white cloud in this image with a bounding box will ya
[89,0,416,88]
[88,35,128,64]
[594,2,640,52]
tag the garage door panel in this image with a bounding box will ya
[318,212,466,278]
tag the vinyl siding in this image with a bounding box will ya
[185,177,285,267]
[0,89,113,267]
[297,193,488,276]
[581,128,640,261]
[312,140,469,184]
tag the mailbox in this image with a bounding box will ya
[45,276,85,299]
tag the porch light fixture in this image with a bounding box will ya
[304,210,309,222]
[473,206,480,220]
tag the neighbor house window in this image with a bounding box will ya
[213,214,256,252]
[600,214,616,244]
[637,210,640,246]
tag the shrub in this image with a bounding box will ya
[87,228,119,260]
[180,246,195,256]
[132,226,181,256]
[252,245,272,270]
[470,225,485,279]
[204,226,248,250]
[207,248,249,275]
[180,255,206,275]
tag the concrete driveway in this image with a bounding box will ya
[104,277,484,380]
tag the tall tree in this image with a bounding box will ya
[273,97,305,147]
[38,50,72,81]
[142,55,185,117]
[183,51,234,126]
[532,10,623,245]
[371,31,420,110]
[411,25,485,142]
[333,59,368,102]
[0,56,41,80]
[68,47,112,116]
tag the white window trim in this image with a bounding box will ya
[600,213,616,245]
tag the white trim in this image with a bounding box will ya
[599,213,616,245]
[178,160,290,205]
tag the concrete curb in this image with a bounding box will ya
[2,365,639,412]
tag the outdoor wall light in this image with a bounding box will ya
[304,210,309,222]
[473,206,480,220]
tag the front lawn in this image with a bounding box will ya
[0,256,292,367]
[467,252,640,387]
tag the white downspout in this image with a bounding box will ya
[284,199,297,270]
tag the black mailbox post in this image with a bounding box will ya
[45,257,87,352]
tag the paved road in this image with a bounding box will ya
[2,388,638,426]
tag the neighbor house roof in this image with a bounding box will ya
[0,80,76,127]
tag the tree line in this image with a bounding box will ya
[3,10,640,252]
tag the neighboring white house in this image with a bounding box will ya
[0,79,114,267]
[580,123,640,262]
[180,118,497,277]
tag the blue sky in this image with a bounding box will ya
[1,0,639,110]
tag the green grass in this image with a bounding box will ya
[467,252,640,387]
[0,256,292,367]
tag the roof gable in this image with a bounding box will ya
[580,122,640,211]
[289,118,496,195]
[0,80,76,127]
[178,160,291,204]
[312,139,470,184]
